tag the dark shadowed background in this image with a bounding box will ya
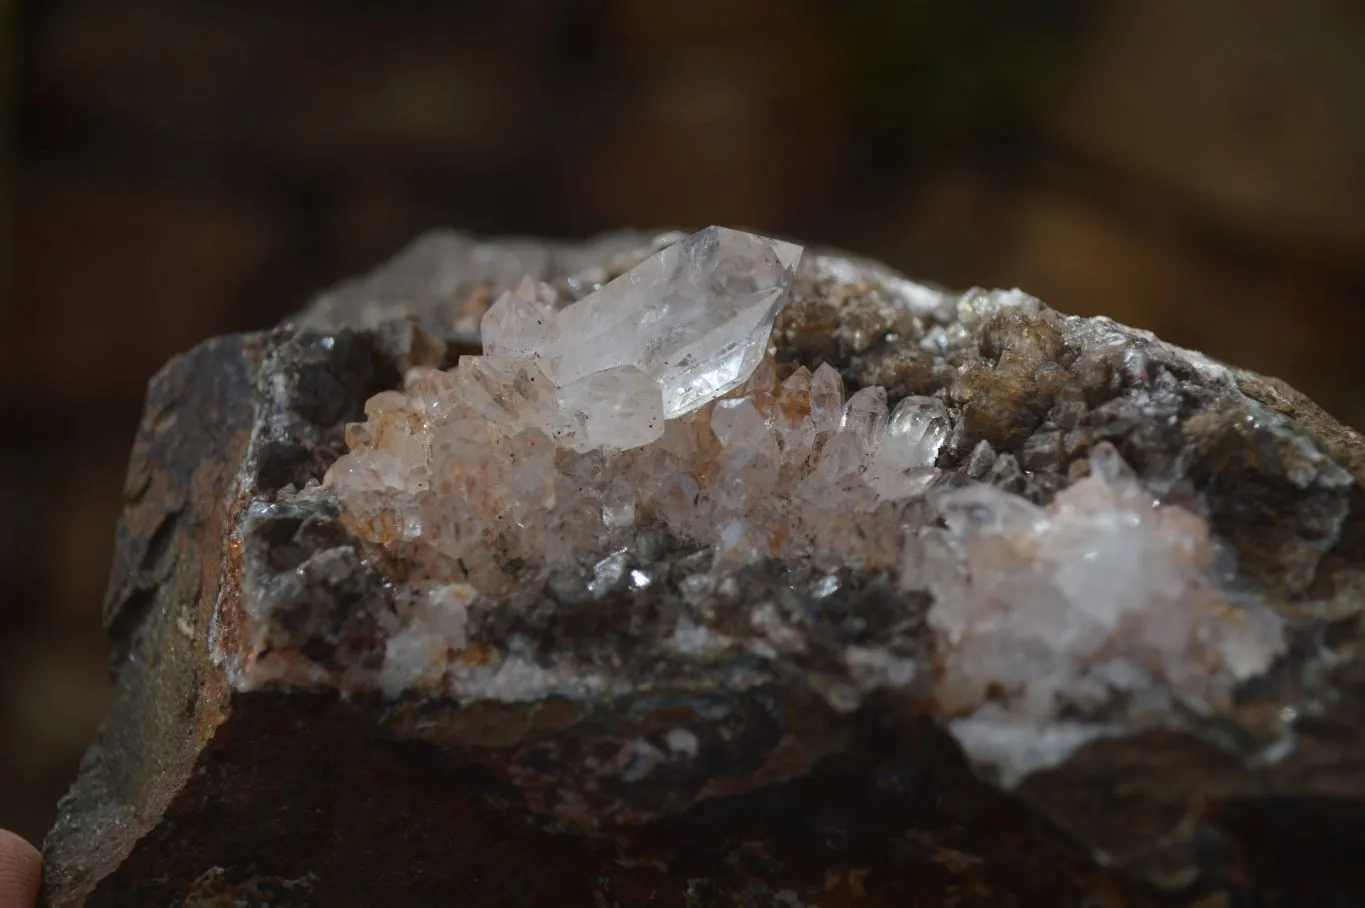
[4,0,1365,846]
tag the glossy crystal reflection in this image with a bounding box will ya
[483,226,803,419]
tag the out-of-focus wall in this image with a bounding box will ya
[4,0,1364,845]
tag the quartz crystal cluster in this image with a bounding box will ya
[927,446,1285,782]
[323,226,1286,780]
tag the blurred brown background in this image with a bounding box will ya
[4,0,1365,846]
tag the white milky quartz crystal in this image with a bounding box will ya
[323,230,1286,783]
[923,442,1285,782]
[379,582,475,696]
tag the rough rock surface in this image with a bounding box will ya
[43,229,1365,907]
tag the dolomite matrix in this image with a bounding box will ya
[44,227,1365,906]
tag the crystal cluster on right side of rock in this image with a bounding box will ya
[922,443,1285,782]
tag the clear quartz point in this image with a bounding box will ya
[481,226,803,434]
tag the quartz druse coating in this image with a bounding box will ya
[43,225,1365,907]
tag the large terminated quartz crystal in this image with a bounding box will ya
[470,225,801,455]
[484,226,802,419]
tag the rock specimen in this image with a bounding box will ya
[44,228,1365,906]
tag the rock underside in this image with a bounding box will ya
[43,227,1365,907]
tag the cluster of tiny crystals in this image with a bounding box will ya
[925,446,1285,780]
[322,226,1283,772]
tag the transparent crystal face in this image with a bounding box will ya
[482,225,803,425]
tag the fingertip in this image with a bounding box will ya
[0,829,42,906]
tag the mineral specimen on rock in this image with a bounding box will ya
[318,228,1287,788]
[43,226,1365,907]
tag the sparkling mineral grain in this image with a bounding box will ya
[43,227,1365,907]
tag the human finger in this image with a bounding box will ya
[0,829,42,908]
